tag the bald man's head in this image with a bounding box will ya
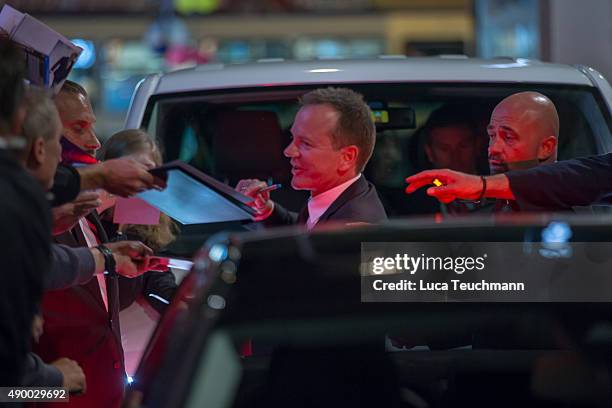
[487,91,559,174]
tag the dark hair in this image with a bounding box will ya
[299,87,375,172]
[0,38,26,135]
[99,129,177,251]
[423,104,477,146]
[59,79,88,98]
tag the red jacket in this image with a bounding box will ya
[33,214,125,408]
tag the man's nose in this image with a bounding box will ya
[89,129,101,150]
[284,140,298,158]
[488,135,502,156]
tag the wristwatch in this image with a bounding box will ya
[97,244,117,276]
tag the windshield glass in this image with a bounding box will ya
[144,83,611,218]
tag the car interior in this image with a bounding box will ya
[141,83,611,256]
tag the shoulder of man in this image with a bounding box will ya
[325,175,388,223]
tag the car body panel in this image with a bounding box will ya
[124,57,605,129]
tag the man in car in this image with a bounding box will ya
[407,91,565,212]
[404,104,481,215]
[236,87,387,228]
[423,105,480,175]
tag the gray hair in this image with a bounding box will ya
[22,86,61,144]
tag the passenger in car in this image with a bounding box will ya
[403,104,481,215]
[236,87,387,228]
[483,91,559,212]
[407,92,583,213]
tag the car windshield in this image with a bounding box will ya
[144,82,611,221]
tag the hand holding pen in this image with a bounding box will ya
[235,179,281,221]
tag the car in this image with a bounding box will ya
[121,57,612,406]
[124,56,612,255]
[128,215,612,407]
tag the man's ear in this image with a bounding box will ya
[339,145,359,172]
[11,106,26,136]
[27,137,46,168]
[424,144,434,163]
[537,136,557,161]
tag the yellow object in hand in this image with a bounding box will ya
[432,178,443,187]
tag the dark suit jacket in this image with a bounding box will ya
[507,153,612,211]
[0,149,50,386]
[34,213,125,408]
[265,175,388,227]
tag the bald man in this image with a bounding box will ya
[405,93,611,211]
[488,91,559,175]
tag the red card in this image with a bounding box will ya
[148,256,169,272]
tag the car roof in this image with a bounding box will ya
[152,57,593,95]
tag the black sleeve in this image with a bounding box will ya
[117,271,178,313]
[49,165,81,207]
[507,153,612,211]
[264,203,298,226]
[142,271,178,313]
[117,275,144,311]
[21,353,63,387]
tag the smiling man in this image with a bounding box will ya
[237,87,387,228]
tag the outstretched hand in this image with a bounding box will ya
[106,241,154,278]
[405,169,484,203]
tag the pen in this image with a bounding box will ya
[256,183,282,194]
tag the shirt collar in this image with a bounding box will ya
[306,173,361,229]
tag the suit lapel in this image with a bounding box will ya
[317,175,366,223]
[86,213,122,339]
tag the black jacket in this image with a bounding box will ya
[507,153,612,211]
[266,175,388,227]
[0,148,51,386]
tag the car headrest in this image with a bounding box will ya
[212,110,289,184]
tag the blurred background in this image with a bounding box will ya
[3,0,610,139]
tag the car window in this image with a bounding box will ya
[144,83,611,217]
